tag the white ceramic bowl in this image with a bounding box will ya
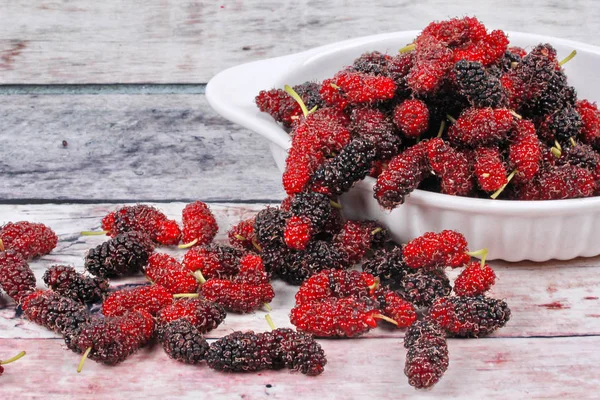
[207,31,600,262]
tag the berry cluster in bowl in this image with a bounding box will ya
[255,16,600,208]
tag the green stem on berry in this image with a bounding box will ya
[559,50,577,66]
[436,120,446,138]
[265,314,276,331]
[551,147,562,158]
[490,169,517,199]
[509,110,522,120]
[510,61,519,69]
[399,43,416,53]
[307,105,318,115]
[284,84,309,117]
[371,227,383,236]
[77,347,92,373]
[570,137,577,147]
[481,173,490,178]
[446,114,457,123]
[554,140,562,151]
[252,238,263,252]
[178,238,198,249]
[173,293,199,298]
[330,200,342,209]
[368,277,380,291]
[329,83,341,90]
[466,248,489,269]
[80,230,109,236]
[373,314,398,326]
[193,270,206,284]
[263,303,272,312]
[0,351,26,365]
[234,234,246,241]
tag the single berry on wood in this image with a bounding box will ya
[453,261,496,297]
[0,221,58,260]
[180,201,218,247]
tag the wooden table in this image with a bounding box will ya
[1,2,600,399]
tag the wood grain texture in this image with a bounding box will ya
[1,1,599,83]
[0,336,598,399]
[0,94,285,201]
[0,203,599,340]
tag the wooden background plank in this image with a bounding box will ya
[0,94,285,201]
[0,336,598,399]
[1,203,598,339]
[1,1,599,83]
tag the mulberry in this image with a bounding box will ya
[227,218,257,251]
[84,231,154,278]
[200,279,275,313]
[181,201,218,246]
[0,250,36,303]
[276,240,347,285]
[428,296,511,337]
[362,245,409,284]
[21,290,90,335]
[182,244,244,279]
[404,320,449,389]
[400,269,452,308]
[145,253,199,294]
[43,265,108,304]
[0,221,58,260]
[474,147,507,192]
[108,205,181,246]
[427,138,473,195]
[158,298,226,334]
[333,220,388,264]
[403,230,470,270]
[453,261,496,296]
[102,284,173,317]
[393,99,430,138]
[158,319,209,365]
[332,71,397,104]
[447,108,514,147]
[454,60,507,108]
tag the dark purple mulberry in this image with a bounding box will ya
[43,265,108,304]
[401,269,452,308]
[84,231,155,278]
[454,60,507,108]
[404,319,449,389]
[158,319,209,365]
[361,245,409,284]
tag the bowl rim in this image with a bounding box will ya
[207,30,600,214]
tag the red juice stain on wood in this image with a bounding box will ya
[585,314,600,318]
[546,285,557,293]
[0,41,27,69]
[537,301,569,309]
[584,296,599,300]
[485,352,509,364]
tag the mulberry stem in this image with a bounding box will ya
[330,200,342,209]
[569,137,577,147]
[265,314,276,331]
[77,347,92,373]
[0,239,4,251]
[0,351,26,365]
[284,84,309,117]
[173,293,199,298]
[368,277,380,291]
[399,43,416,53]
[80,230,109,236]
[446,114,457,123]
[436,120,446,138]
[371,227,383,235]
[509,110,523,120]
[178,238,198,249]
[490,170,517,199]
[193,270,206,284]
[234,234,246,241]
[373,314,398,326]
[466,248,489,268]
[559,50,577,66]
[551,147,562,158]
[263,303,272,312]
[252,239,263,252]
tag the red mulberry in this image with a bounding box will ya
[181,201,218,246]
[453,261,496,296]
[448,108,514,147]
[0,221,58,260]
[474,147,507,192]
[158,298,226,334]
[403,230,470,270]
[145,253,198,294]
[102,284,173,317]
[0,250,36,303]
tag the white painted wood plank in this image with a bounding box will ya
[0,336,598,399]
[1,1,599,83]
[0,94,285,201]
[0,203,598,339]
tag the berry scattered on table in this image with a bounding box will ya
[0,250,36,303]
[0,221,58,260]
[84,231,155,278]
[43,265,108,304]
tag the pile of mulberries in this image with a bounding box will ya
[256,16,600,204]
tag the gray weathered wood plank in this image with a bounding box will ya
[0,336,598,399]
[1,1,599,83]
[0,203,598,339]
[0,94,284,201]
